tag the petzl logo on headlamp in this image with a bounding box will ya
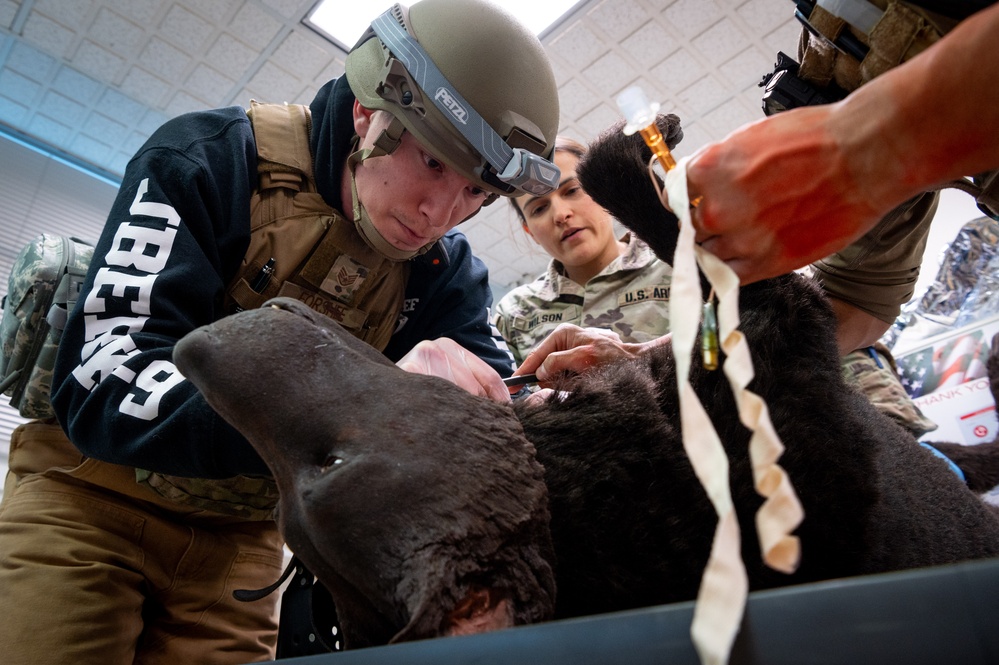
[435,87,468,125]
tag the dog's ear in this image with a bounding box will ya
[577,114,683,264]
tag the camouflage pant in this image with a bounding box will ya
[0,422,285,665]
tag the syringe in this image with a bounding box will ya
[616,85,717,370]
[616,85,677,172]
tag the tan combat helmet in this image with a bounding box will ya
[345,0,561,200]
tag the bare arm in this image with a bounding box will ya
[686,3,999,284]
[831,298,891,355]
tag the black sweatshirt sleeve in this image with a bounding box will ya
[383,230,515,378]
[50,107,270,479]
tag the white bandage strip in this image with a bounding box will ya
[663,158,804,665]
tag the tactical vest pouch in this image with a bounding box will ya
[227,101,330,314]
[277,211,410,350]
[227,100,409,351]
[0,234,93,418]
[227,197,334,314]
[791,1,999,220]
[797,1,952,91]
[139,100,409,519]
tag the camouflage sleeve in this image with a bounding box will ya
[492,299,509,339]
[810,191,938,324]
[840,344,938,438]
[491,285,550,368]
[492,295,519,364]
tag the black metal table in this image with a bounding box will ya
[266,557,999,665]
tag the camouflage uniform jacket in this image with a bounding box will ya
[494,233,673,365]
[840,343,938,438]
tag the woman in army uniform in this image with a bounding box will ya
[494,133,680,366]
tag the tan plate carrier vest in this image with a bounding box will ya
[9,101,410,521]
[226,101,410,347]
[138,100,413,519]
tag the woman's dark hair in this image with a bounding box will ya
[510,136,587,225]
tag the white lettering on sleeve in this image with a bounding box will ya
[118,360,187,420]
[71,176,186,423]
[86,268,156,316]
[81,316,148,358]
[71,332,140,391]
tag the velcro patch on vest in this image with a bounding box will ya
[278,282,368,331]
[321,255,370,303]
[619,285,671,306]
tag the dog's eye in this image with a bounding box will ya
[320,454,344,473]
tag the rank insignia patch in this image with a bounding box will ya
[322,255,369,302]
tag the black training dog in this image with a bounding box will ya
[520,115,999,619]
[174,117,999,649]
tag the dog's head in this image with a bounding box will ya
[174,298,556,647]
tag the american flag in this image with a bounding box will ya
[898,330,986,398]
